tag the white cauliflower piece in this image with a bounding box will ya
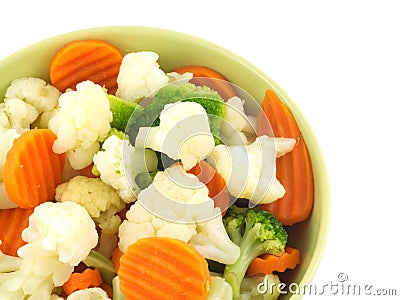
[220,96,257,146]
[48,80,112,170]
[0,201,98,299]
[55,175,125,236]
[2,98,39,132]
[208,276,234,300]
[116,51,169,102]
[0,105,11,133]
[93,134,158,203]
[0,129,21,183]
[22,201,98,266]
[167,71,194,84]
[118,165,215,252]
[119,165,238,265]
[66,287,111,300]
[136,101,215,170]
[239,274,281,300]
[5,77,61,114]
[211,135,296,204]
[189,208,240,265]
[118,201,197,253]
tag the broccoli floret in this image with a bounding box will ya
[127,83,224,145]
[107,94,143,132]
[223,206,288,300]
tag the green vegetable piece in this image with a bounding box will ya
[107,94,143,132]
[222,206,288,300]
[83,250,117,286]
[135,169,159,190]
[112,276,126,300]
[127,83,224,145]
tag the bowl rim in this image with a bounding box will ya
[0,25,331,299]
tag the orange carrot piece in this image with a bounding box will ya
[173,65,237,100]
[118,237,211,300]
[63,268,103,296]
[259,90,314,225]
[247,247,301,276]
[0,207,33,256]
[111,246,123,273]
[2,129,65,209]
[49,39,123,95]
[187,161,230,215]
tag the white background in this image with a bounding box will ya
[1,1,399,298]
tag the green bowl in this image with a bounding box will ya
[0,26,330,299]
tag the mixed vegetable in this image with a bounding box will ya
[0,38,314,299]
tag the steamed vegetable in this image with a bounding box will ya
[116,51,169,102]
[5,77,61,114]
[0,129,20,182]
[259,90,314,225]
[223,206,287,299]
[63,268,103,296]
[0,207,33,256]
[93,133,158,203]
[56,175,125,236]
[1,98,38,132]
[2,129,65,208]
[127,82,224,145]
[136,101,215,170]
[0,201,98,299]
[107,94,143,132]
[49,39,123,95]
[247,247,301,276]
[173,65,237,100]
[239,274,281,300]
[211,135,295,205]
[48,80,112,170]
[66,287,111,300]
[118,237,212,300]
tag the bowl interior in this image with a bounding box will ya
[0,26,330,299]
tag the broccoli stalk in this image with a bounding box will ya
[223,206,288,299]
[127,83,224,145]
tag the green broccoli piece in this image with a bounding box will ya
[135,169,159,190]
[223,206,288,300]
[107,94,143,132]
[127,83,224,145]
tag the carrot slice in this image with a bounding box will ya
[0,207,33,256]
[118,237,211,300]
[173,65,237,100]
[49,39,123,94]
[187,161,230,215]
[247,247,301,276]
[259,90,314,225]
[63,268,103,296]
[2,129,65,209]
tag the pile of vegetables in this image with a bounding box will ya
[0,38,314,299]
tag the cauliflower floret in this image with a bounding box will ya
[118,201,197,253]
[239,274,281,300]
[2,98,39,132]
[119,165,239,265]
[93,134,158,203]
[0,105,11,133]
[5,77,61,114]
[167,71,194,84]
[66,287,111,300]
[0,202,98,299]
[136,101,215,170]
[48,80,112,170]
[208,276,234,300]
[116,51,169,102]
[220,96,257,146]
[22,201,98,266]
[55,175,125,235]
[0,129,21,182]
[211,135,296,204]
